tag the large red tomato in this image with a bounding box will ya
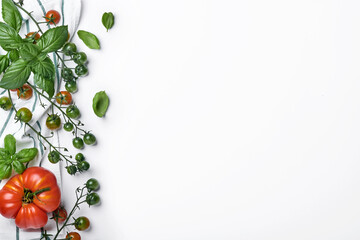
[0,167,61,229]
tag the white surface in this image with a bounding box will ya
[61,0,360,239]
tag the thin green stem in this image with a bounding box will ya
[14,3,44,34]
[53,186,87,240]
[7,90,74,166]
[27,82,87,134]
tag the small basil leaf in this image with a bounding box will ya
[93,91,109,117]
[0,59,31,89]
[8,49,19,62]
[0,55,9,73]
[2,0,23,33]
[14,148,38,163]
[0,22,23,47]
[19,43,45,64]
[0,148,10,160]
[33,74,55,98]
[37,26,68,53]
[0,163,12,179]
[77,30,100,50]
[4,134,16,155]
[102,12,114,32]
[31,56,55,80]
[12,160,25,174]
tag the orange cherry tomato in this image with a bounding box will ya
[56,91,72,105]
[45,10,61,25]
[17,84,33,100]
[66,232,81,240]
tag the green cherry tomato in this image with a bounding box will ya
[83,133,96,145]
[62,42,77,56]
[46,114,61,130]
[73,52,87,65]
[86,178,100,191]
[86,192,100,206]
[61,68,74,81]
[75,153,85,162]
[65,80,78,93]
[15,107,32,123]
[77,161,90,172]
[73,137,84,149]
[0,97,12,110]
[74,216,90,231]
[66,165,77,175]
[75,64,88,76]
[66,105,80,119]
[48,151,61,163]
[63,122,74,132]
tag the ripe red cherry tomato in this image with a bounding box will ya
[66,232,81,240]
[17,84,33,100]
[45,10,61,25]
[0,167,61,229]
[56,91,72,105]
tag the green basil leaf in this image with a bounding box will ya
[0,163,12,179]
[8,49,19,62]
[102,12,114,32]
[0,59,31,89]
[0,148,10,159]
[13,148,38,163]
[78,30,100,50]
[2,0,23,33]
[93,91,109,117]
[0,22,22,47]
[34,74,55,98]
[4,134,16,155]
[0,55,10,73]
[12,160,25,174]
[31,56,55,79]
[19,43,46,64]
[37,26,68,53]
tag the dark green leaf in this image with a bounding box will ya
[0,148,9,160]
[34,74,55,98]
[37,26,68,53]
[0,55,9,73]
[0,59,31,89]
[93,91,109,117]
[8,49,19,62]
[77,30,100,50]
[13,148,38,163]
[0,163,12,179]
[2,0,22,32]
[19,43,46,64]
[0,22,22,47]
[4,134,16,155]
[12,160,25,174]
[31,56,55,79]
[102,12,114,32]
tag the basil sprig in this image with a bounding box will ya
[0,135,38,179]
[0,0,68,97]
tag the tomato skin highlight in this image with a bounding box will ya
[0,167,61,229]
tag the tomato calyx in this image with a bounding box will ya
[22,187,50,204]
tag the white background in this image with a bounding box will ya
[62,0,360,239]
